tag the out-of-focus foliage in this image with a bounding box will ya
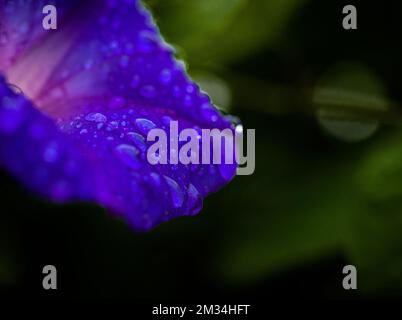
[148,0,305,65]
[147,0,402,297]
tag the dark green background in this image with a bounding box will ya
[1,0,402,300]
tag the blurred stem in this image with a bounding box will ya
[226,72,401,125]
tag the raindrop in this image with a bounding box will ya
[6,83,23,95]
[85,112,107,123]
[135,118,156,135]
[164,176,184,208]
[115,144,141,170]
[107,121,119,131]
[140,85,157,99]
[200,103,219,123]
[161,116,173,128]
[159,69,172,85]
[186,183,202,216]
[43,142,60,164]
[127,132,147,152]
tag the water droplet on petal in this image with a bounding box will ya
[135,118,156,135]
[172,86,182,98]
[161,116,173,128]
[7,83,23,95]
[0,96,26,134]
[186,183,202,216]
[201,103,219,123]
[183,95,192,107]
[148,172,162,187]
[43,142,60,164]
[159,69,172,85]
[85,112,107,123]
[137,30,157,53]
[186,84,196,94]
[164,176,184,208]
[107,121,119,131]
[115,144,142,170]
[127,132,147,152]
[140,85,157,99]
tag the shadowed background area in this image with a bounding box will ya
[1,0,402,300]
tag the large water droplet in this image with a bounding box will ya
[186,84,196,94]
[186,183,202,216]
[183,95,193,107]
[137,30,157,53]
[7,83,23,95]
[43,142,60,164]
[172,86,182,98]
[148,172,162,188]
[159,69,172,85]
[115,144,141,170]
[161,116,173,128]
[135,118,156,135]
[85,112,107,123]
[164,176,184,208]
[127,132,147,152]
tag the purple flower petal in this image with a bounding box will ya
[0,0,237,230]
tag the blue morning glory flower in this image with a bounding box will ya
[0,0,237,230]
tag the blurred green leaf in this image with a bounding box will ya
[343,134,402,293]
[149,0,305,65]
[215,137,360,284]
